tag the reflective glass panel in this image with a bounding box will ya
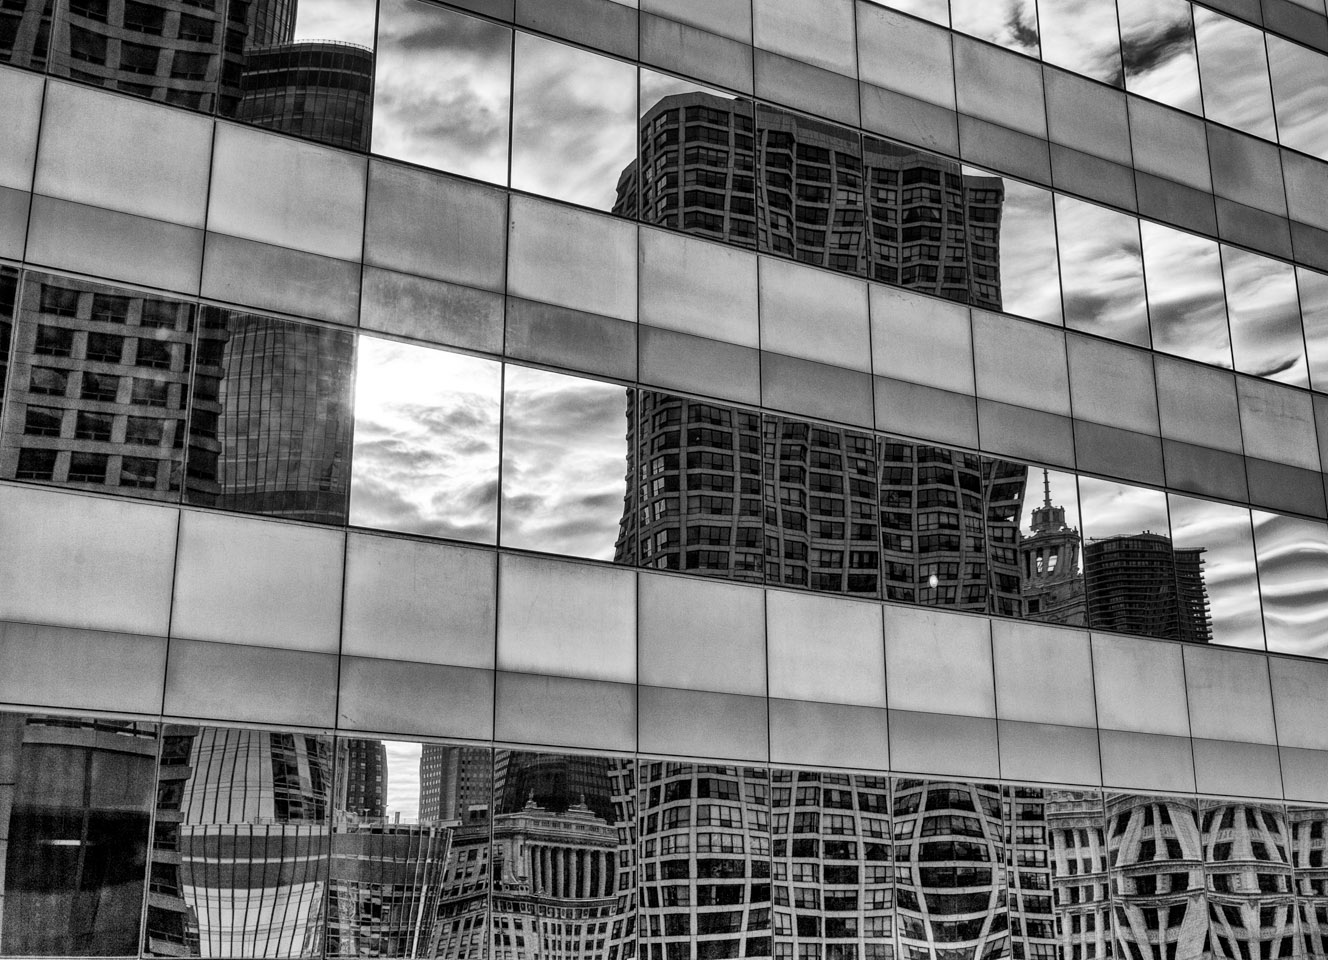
[186,308,356,524]
[880,437,989,611]
[771,770,894,960]
[1036,0,1123,86]
[1291,807,1328,954]
[1166,494,1263,650]
[1251,511,1328,659]
[1192,7,1276,142]
[866,0,948,25]
[1055,195,1149,346]
[1221,246,1308,388]
[329,739,491,958]
[0,272,194,501]
[964,167,1062,326]
[893,778,1010,960]
[511,31,637,211]
[631,391,765,585]
[1078,478,1208,643]
[639,762,768,960]
[349,337,501,543]
[1105,794,1209,960]
[0,0,51,69]
[757,104,867,277]
[1116,0,1201,113]
[993,465,1087,628]
[0,267,16,419]
[0,712,156,957]
[1298,266,1328,392]
[371,0,511,184]
[1140,221,1232,369]
[500,364,633,561]
[950,0,1039,56]
[143,724,333,957]
[1267,35,1328,161]
[634,70,757,249]
[1023,787,1111,960]
[1200,801,1295,960]
[219,0,376,150]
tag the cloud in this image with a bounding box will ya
[1055,196,1148,344]
[1140,221,1231,367]
[1192,8,1276,139]
[1038,0,1124,86]
[1118,0,1201,112]
[952,0,1039,55]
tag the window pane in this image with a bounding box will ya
[1117,0,1200,113]
[1140,221,1231,369]
[995,465,1087,627]
[1055,195,1148,345]
[1167,494,1264,650]
[1193,7,1276,141]
[1299,266,1328,392]
[950,0,1039,55]
[1267,34,1328,161]
[1221,245,1308,387]
[1252,511,1328,659]
[1036,0,1122,85]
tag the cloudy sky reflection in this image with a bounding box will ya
[350,336,502,543]
[1221,246,1308,387]
[1140,221,1232,368]
[293,0,375,44]
[965,169,1062,324]
[1078,476,1169,541]
[1268,36,1328,160]
[1252,511,1328,658]
[1193,8,1276,140]
[1297,267,1328,391]
[1037,0,1124,86]
[951,0,1039,55]
[381,740,422,823]
[1117,0,1201,113]
[1167,494,1264,649]
[1056,195,1148,345]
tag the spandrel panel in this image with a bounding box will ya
[1200,801,1296,960]
[757,104,867,276]
[0,712,156,957]
[1140,221,1232,370]
[639,761,770,960]
[1055,195,1149,346]
[893,778,1010,960]
[1192,7,1276,142]
[635,70,757,248]
[962,167,1062,326]
[1105,794,1209,960]
[1036,0,1123,86]
[632,391,765,584]
[218,0,376,150]
[1267,35,1328,162]
[991,464,1088,628]
[1116,0,1201,114]
[0,0,51,69]
[1299,267,1328,393]
[1251,511,1328,659]
[950,0,1038,56]
[771,770,894,960]
[142,724,333,958]
[328,739,492,958]
[500,364,633,561]
[0,272,194,501]
[879,438,989,610]
[185,308,355,524]
[1165,495,1263,651]
[864,0,948,26]
[371,0,511,184]
[349,337,501,543]
[766,415,880,598]
[1221,246,1309,388]
[1078,478,1206,644]
[511,31,637,212]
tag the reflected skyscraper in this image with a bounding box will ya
[1084,536,1212,644]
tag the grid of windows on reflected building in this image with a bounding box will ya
[5,711,1328,959]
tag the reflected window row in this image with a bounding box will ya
[3,711,1328,960]
[1,267,1327,658]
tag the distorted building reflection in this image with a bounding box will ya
[1016,476,1087,627]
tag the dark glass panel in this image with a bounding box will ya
[1036,0,1122,86]
[950,0,1038,56]
[143,724,333,957]
[185,307,355,524]
[1166,495,1263,651]
[0,712,157,957]
[1116,0,1200,113]
[0,267,15,417]
[640,761,769,960]
[371,0,511,183]
[1200,801,1294,960]
[0,0,52,69]
[988,464,1087,628]
[0,271,194,501]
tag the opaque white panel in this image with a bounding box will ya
[1090,632,1190,736]
[1129,95,1212,192]
[337,658,495,740]
[759,256,870,371]
[870,285,974,395]
[0,485,176,637]
[769,698,890,770]
[0,68,42,190]
[883,605,994,717]
[953,34,1047,138]
[1182,644,1276,744]
[766,590,886,706]
[494,671,636,751]
[857,3,955,109]
[638,227,758,347]
[35,81,212,227]
[507,194,637,321]
[163,638,338,728]
[497,554,635,683]
[1269,656,1328,751]
[1237,375,1321,471]
[972,310,1070,415]
[1154,355,1243,453]
[752,0,857,76]
[208,122,367,261]
[638,574,765,696]
[0,621,167,716]
[341,534,496,669]
[992,620,1095,727]
[1066,334,1159,434]
[638,686,768,762]
[171,511,345,654]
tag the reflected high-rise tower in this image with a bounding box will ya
[1083,535,1212,643]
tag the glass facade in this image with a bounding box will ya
[2,0,1328,955]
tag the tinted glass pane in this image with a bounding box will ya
[1221,246,1308,388]
[500,364,633,561]
[950,0,1038,55]
[1292,808,1328,955]
[511,31,637,211]
[1251,511,1328,659]
[1116,0,1200,113]
[993,465,1087,627]
[1200,801,1295,960]
[186,308,355,524]
[1055,195,1148,346]
[1298,266,1328,392]
[349,337,501,543]
[1192,7,1276,141]
[0,0,52,69]
[143,724,333,957]
[959,168,1061,326]
[0,272,194,501]
[1166,494,1263,650]
[1023,787,1110,960]
[371,0,511,184]
[633,70,757,248]
[1140,221,1231,369]
[1267,35,1328,161]
[0,712,156,957]
[0,267,15,414]
[1036,0,1123,86]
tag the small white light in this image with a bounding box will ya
[928,574,939,589]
